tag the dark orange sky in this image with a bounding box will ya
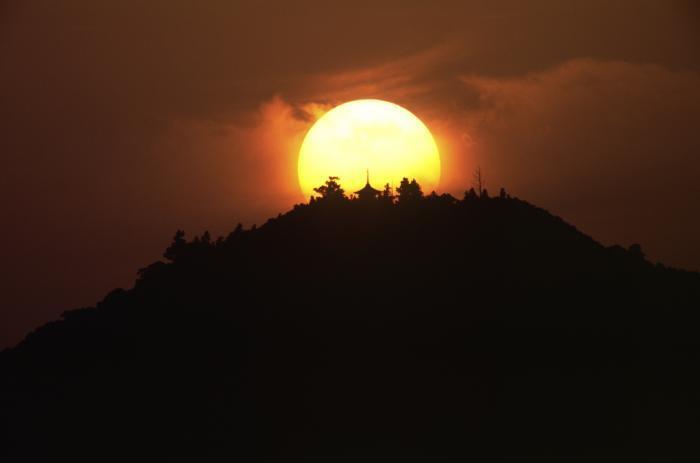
[1,0,699,347]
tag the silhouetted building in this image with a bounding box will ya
[354,170,381,200]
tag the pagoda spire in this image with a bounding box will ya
[354,168,381,200]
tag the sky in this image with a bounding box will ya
[1,0,699,347]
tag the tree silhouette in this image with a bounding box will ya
[464,188,479,201]
[464,188,478,200]
[380,183,394,203]
[226,223,243,242]
[313,176,345,200]
[628,243,645,261]
[396,177,423,204]
[163,230,186,261]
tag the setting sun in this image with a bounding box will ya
[298,99,440,197]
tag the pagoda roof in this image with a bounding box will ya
[354,182,382,195]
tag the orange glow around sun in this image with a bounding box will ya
[298,99,441,197]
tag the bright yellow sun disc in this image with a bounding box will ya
[298,99,440,198]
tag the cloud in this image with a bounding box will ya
[296,43,467,104]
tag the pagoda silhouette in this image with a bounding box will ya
[354,169,382,200]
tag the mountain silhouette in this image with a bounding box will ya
[2,180,699,460]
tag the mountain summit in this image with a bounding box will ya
[2,184,699,460]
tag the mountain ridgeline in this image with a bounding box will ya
[2,178,700,460]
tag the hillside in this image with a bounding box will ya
[2,188,699,460]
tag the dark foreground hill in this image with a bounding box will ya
[2,189,700,460]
